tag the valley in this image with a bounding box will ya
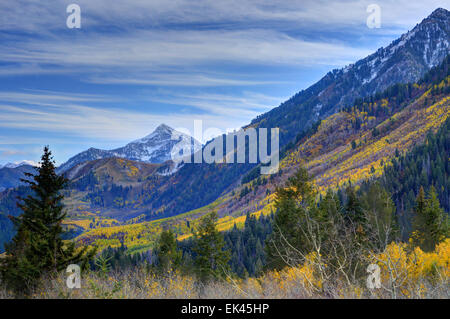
[0,8,449,262]
[56,54,450,255]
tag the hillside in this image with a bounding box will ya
[62,8,450,223]
[0,165,35,192]
[250,8,450,146]
[211,55,450,220]
[58,8,450,226]
[0,10,449,254]
[57,124,202,173]
[67,55,450,255]
[63,157,179,220]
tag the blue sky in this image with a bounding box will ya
[0,0,447,165]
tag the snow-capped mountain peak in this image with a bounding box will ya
[117,124,201,163]
[2,160,39,169]
[57,124,202,173]
[250,8,450,145]
[132,124,175,144]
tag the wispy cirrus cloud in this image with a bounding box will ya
[0,0,446,164]
[0,29,372,71]
[0,149,28,157]
[1,1,442,87]
[144,91,286,117]
[0,102,242,142]
[0,90,114,105]
[87,74,284,87]
[0,89,280,142]
[0,0,444,32]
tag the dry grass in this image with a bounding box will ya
[1,240,448,299]
[0,266,447,299]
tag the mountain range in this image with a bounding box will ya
[0,8,449,253]
[250,7,450,146]
[0,164,35,192]
[69,50,449,253]
[57,124,202,173]
[0,124,201,192]
[0,160,39,169]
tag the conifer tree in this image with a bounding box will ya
[362,182,399,250]
[343,185,370,252]
[345,186,365,224]
[0,146,95,296]
[192,211,230,281]
[154,229,181,273]
[318,188,342,224]
[412,186,449,252]
[265,166,318,269]
[318,188,343,244]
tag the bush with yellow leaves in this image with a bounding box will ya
[368,239,449,298]
[0,241,448,299]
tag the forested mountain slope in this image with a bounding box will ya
[63,9,450,222]
[250,8,449,146]
[364,117,450,232]
[0,164,35,192]
[62,55,450,255]
[1,11,449,253]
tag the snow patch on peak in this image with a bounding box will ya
[59,124,202,173]
[155,123,173,132]
[2,160,39,168]
[132,124,174,144]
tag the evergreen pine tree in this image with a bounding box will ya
[265,166,317,270]
[318,188,343,243]
[192,211,230,281]
[345,186,365,224]
[362,182,399,250]
[318,188,342,223]
[0,146,96,296]
[412,186,449,252]
[154,229,181,273]
[344,185,369,248]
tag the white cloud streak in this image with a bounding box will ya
[0,89,280,142]
[87,74,283,87]
[0,0,446,163]
[0,0,444,32]
[0,1,443,84]
[0,29,372,69]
